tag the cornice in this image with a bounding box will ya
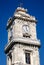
[4,37,40,54]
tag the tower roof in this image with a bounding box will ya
[16,7,27,13]
[14,7,36,20]
[6,7,37,30]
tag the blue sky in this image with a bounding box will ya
[0,0,44,65]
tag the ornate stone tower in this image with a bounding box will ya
[4,7,40,65]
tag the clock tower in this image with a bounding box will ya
[4,7,40,65]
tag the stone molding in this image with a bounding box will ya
[4,37,40,54]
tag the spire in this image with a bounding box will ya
[18,0,23,7]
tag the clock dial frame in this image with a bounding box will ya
[23,25,29,33]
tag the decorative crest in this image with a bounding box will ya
[18,0,23,7]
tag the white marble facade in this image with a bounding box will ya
[4,7,40,65]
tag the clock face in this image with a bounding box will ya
[23,25,29,33]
